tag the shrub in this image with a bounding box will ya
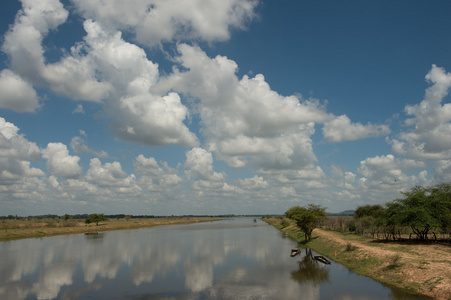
[345,243,357,251]
[281,220,290,228]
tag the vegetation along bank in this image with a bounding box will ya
[264,183,451,300]
[0,215,221,241]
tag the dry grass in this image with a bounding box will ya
[0,217,221,241]
[264,217,451,300]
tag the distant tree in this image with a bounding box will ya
[285,204,327,240]
[353,204,386,237]
[354,204,385,219]
[85,214,108,226]
[63,214,70,221]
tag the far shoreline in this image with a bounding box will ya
[0,217,222,242]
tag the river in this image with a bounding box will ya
[0,218,430,299]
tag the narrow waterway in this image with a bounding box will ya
[0,218,429,299]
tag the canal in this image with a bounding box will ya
[0,218,429,299]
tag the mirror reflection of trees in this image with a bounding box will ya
[290,248,329,286]
[84,232,106,243]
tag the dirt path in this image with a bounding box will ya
[315,229,451,300]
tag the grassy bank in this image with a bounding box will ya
[264,217,451,300]
[0,217,221,241]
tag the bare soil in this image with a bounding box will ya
[315,229,451,300]
[266,218,451,300]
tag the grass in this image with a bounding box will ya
[263,217,440,299]
[0,217,221,241]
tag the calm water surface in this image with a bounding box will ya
[0,218,430,300]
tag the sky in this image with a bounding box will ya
[0,0,451,216]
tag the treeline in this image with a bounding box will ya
[324,183,451,241]
[1,214,263,220]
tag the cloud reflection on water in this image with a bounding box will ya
[0,219,420,300]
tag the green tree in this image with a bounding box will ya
[379,201,404,240]
[285,204,327,240]
[353,204,386,237]
[85,213,108,226]
[63,214,70,221]
[354,204,385,219]
[429,183,451,236]
[380,183,451,240]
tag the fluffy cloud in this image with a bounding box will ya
[70,135,108,158]
[0,70,40,112]
[115,92,198,146]
[184,147,242,198]
[434,160,451,183]
[185,148,225,182]
[72,0,259,47]
[134,154,182,191]
[86,158,126,187]
[0,118,43,184]
[238,176,268,190]
[84,158,142,198]
[322,115,390,143]
[42,143,82,179]
[3,1,197,147]
[0,118,45,209]
[156,44,330,169]
[0,118,40,160]
[78,19,197,146]
[213,127,318,169]
[2,0,68,80]
[357,154,426,185]
[2,0,111,101]
[391,65,451,160]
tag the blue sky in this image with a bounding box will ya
[1,0,451,216]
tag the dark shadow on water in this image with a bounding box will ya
[84,232,106,243]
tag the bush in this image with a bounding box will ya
[281,220,290,228]
[345,242,357,251]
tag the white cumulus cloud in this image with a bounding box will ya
[155,44,330,169]
[185,147,225,182]
[0,69,40,112]
[391,65,451,160]
[357,154,426,185]
[322,115,390,143]
[72,0,259,47]
[134,154,182,191]
[42,143,82,179]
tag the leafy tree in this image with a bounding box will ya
[354,204,385,219]
[379,201,404,240]
[63,214,70,221]
[352,204,386,237]
[85,213,108,226]
[285,204,327,240]
[380,184,451,240]
[429,183,451,235]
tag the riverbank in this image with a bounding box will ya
[264,217,451,300]
[0,217,221,241]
